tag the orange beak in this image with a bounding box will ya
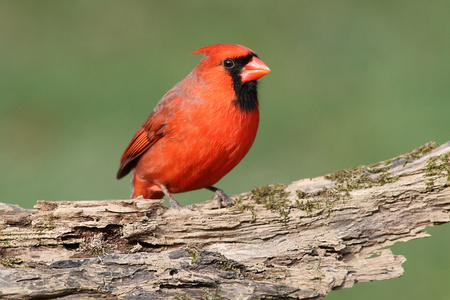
[241,57,271,83]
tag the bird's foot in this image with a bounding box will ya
[168,198,194,210]
[159,184,194,209]
[206,186,236,208]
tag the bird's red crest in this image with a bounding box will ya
[191,44,255,59]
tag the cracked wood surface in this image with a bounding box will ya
[0,141,449,299]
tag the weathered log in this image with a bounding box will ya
[1,141,449,299]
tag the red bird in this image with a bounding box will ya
[117,44,270,208]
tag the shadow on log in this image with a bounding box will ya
[1,141,449,299]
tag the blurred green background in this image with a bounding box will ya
[0,1,448,299]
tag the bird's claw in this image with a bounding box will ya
[213,189,236,209]
[169,199,195,210]
[159,184,195,209]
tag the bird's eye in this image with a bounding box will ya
[222,59,235,69]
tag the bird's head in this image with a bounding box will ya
[191,44,270,112]
[192,44,270,83]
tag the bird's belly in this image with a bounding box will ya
[135,109,259,193]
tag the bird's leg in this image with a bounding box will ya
[206,186,236,208]
[159,184,192,209]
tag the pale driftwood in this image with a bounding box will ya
[0,142,449,300]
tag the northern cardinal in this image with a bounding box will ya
[117,44,270,208]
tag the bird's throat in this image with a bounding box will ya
[233,80,258,113]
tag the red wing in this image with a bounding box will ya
[117,89,185,179]
[116,117,167,179]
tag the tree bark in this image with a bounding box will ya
[1,141,449,300]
